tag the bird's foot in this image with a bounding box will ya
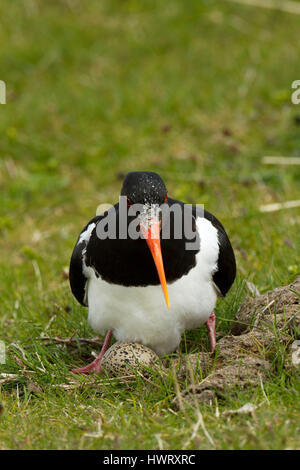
[71,358,103,375]
[71,329,113,375]
[206,311,216,353]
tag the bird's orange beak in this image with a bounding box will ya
[140,220,170,308]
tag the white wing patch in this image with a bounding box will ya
[77,222,96,245]
[77,222,96,306]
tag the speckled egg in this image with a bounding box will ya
[101,342,159,377]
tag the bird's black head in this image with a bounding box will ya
[121,171,167,206]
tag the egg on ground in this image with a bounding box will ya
[101,342,159,376]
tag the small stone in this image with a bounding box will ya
[291,340,300,367]
[223,403,258,416]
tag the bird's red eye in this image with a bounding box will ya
[127,197,133,206]
[164,193,168,203]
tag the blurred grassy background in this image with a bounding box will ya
[0,0,299,450]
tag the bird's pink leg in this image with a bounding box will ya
[72,330,113,374]
[206,312,216,353]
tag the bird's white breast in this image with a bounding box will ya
[85,217,220,356]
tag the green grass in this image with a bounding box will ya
[0,0,300,450]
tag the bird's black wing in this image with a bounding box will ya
[202,209,236,296]
[69,215,102,306]
[167,198,236,296]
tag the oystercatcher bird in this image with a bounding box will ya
[69,171,236,373]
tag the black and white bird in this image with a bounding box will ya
[69,171,236,374]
